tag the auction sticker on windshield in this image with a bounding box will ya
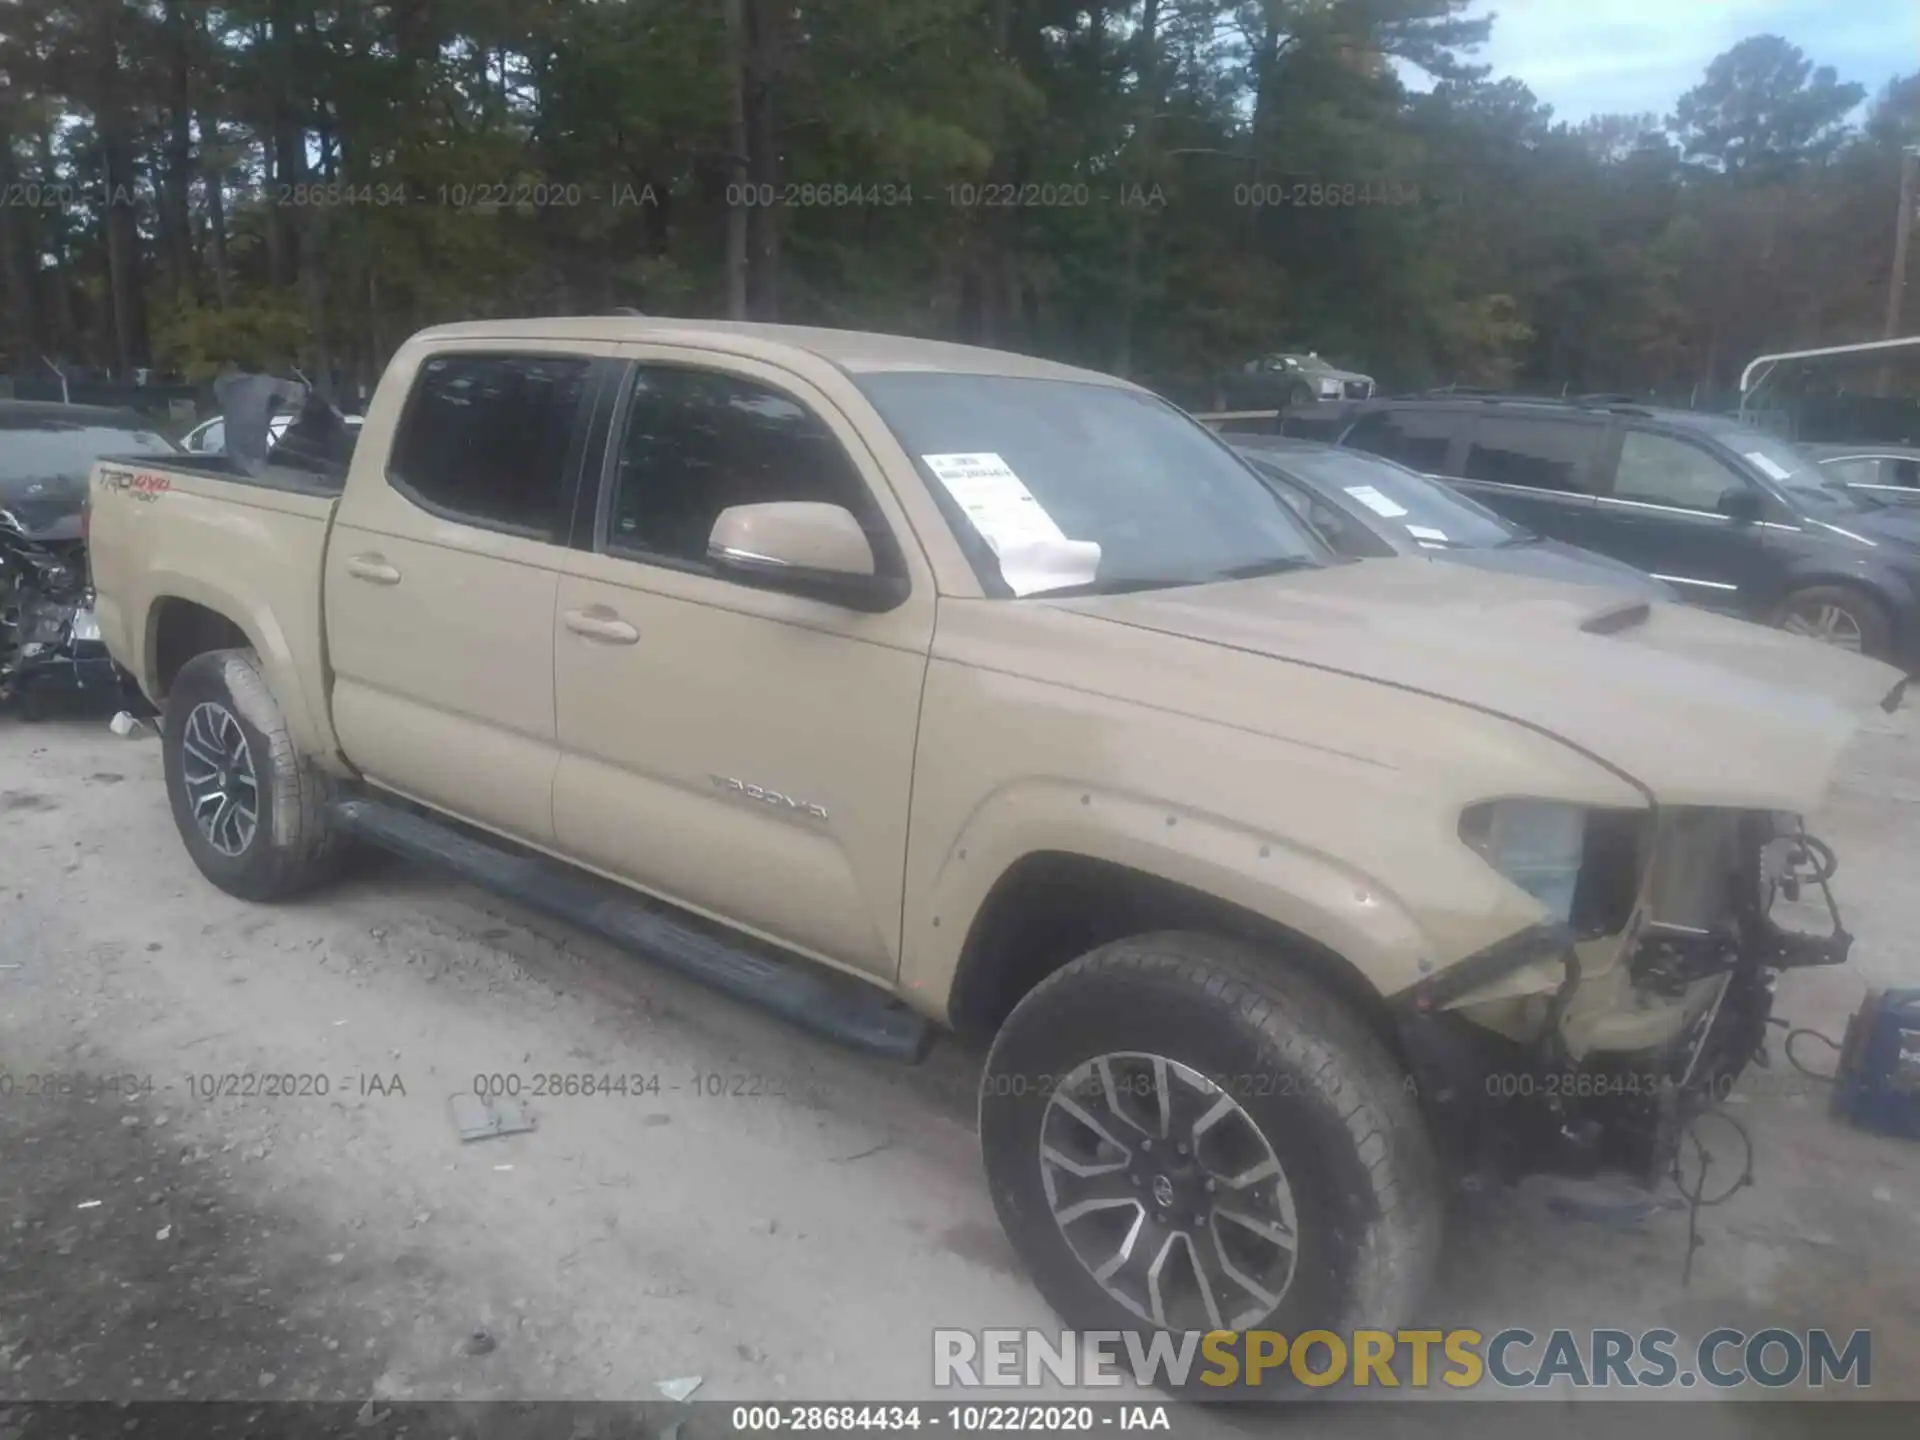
[1746,451,1794,483]
[922,452,1101,596]
[1345,484,1409,518]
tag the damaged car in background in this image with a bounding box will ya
[1,400,177,715]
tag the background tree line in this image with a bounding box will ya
[1,0,1916,407]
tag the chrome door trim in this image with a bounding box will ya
[1592,493,1725,520]
[1446,475,1593,500]
[1649,573,1740,592]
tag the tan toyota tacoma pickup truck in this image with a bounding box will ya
[88,318,1903,1343]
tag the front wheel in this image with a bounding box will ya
[1777,584,1893,661]
[979,933,1442,1355]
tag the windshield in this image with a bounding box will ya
[0,417,176,501]
[856,373,1325,596]
[1269,448,1518,549]
[1698,422,1860,510]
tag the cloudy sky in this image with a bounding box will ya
[1467,0,1914,122]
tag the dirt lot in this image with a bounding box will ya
[2,698,1917,1419]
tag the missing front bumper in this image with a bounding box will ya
[1393,820,1850,1187]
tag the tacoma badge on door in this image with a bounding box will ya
[709,774,829,823]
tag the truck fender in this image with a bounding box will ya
[900,779,1435,1021]
[138,570,334,764]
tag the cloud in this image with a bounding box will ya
[1465,0,1913,122]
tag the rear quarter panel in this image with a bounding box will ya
[89,459,340,765]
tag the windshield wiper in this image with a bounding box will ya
[1032,576,1194,599]
[1204,556,1322,582]
[1035,556,1319,598]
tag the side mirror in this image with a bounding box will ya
[707,502,907,612]
[1717,488,1762,523]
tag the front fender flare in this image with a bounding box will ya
[899,779,1438,1021]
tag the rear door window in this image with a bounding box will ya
[1462,416,1605,494]
[388,353,594,540]
[1343,409,1461,473]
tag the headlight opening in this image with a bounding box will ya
[1460,800,1588,923]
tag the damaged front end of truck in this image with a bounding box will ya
[1396,799,1864,1193]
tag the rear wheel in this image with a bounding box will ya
[979,933,1442,1380]
[1777,585,1892,661]
[162,648,339,901]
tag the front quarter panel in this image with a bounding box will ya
[899,598,1646,1022]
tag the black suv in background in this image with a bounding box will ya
[1324,395,1920,664]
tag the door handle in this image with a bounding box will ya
[343,553,401,585]
[563,607,640,645]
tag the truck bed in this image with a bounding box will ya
[87,453,342,763]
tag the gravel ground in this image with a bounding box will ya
[2,698,1917,1421]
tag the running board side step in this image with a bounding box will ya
[330,798,934,1063]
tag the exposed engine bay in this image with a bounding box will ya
[0,504,122,714]
[1398,807,1850,1195]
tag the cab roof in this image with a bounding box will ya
[409,316,1134,388]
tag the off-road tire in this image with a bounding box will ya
[162,648,339,901]
[980,933,1442,1386]
[1776,583,1893,662]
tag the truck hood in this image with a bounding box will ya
[1049,559,1905,811]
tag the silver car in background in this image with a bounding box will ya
[183,410,364,455]
[1803,442,1920,505]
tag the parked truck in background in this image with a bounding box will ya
[87,317,1904,1351]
